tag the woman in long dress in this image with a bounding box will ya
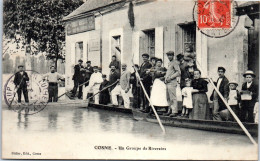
[190,69,210,120]
[150,59,168,108]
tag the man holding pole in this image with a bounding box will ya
[13,65,30,105]
[139,53,153,112]
[164,51,181,117]
[83,66,103,104]
[210,67,229,121]
[42,66,65,102]
[71,59,84,98]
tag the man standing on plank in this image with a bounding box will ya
[42,66,65,102]
[164,51,181,117]
[71,59,84,98]
[139,53,153,112]
[13,65,30,105]
[210,67,229,121]
[83,66,103,104]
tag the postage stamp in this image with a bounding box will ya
[4,70,49,115]
[193,0,240,38]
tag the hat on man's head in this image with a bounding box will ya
[122,63,127,67]
[93,66,98,69]
[86,61,91,63]
[150,57,157,60]
[228,80,238,86]
[112,55,116,58]
[166,51,175,56]
[176,54,184,61]
[102,74,107,78]
[18,65,24,68]
[142,53,149,58]
[78,59,83,62]
[218,66,226,72]
[243,70,256,78]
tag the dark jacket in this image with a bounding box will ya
[109,60,120,69]
[241,81,258,105]
[99,80,110,105]
[13,71,29,88]
[191,78,208,93]
[140,62,153,87]
[73,64,84,80]
[109,71,120,92]
[210,76,229,110]
[85,66,94,81]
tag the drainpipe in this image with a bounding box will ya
[98,11,103,68]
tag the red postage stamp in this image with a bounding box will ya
[198,0,231,28]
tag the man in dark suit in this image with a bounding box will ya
[210,67,229,121]
[84,61,94,86]
[177,54,189,89]
[13,65,29,104]
[109,65,120,92]
[71,59,84,98]
[139,53,153,112]
[240,70,258,123]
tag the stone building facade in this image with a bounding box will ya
[63,0,259,97]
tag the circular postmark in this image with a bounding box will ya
[4,70,49,115]
[193,0,239,38]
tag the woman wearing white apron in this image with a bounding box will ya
[150,59,168,109]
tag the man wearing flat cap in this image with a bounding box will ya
[13,65,30,104]
[139,53,153,112]
[176,53,189,89]
[84,61,94,87]
[71,59,84,98]
[240,70,258,123]
[164,51,181,117]
[210,66,229,121]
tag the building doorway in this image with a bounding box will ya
[111,35,121,73]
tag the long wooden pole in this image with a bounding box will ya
[196,61,257,146]
[131,59,166,134]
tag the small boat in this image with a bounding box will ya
[88,103,132,114]
[132,108,258,136]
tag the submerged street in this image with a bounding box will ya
[2,105,258,160]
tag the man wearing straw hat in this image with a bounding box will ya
[240,70,258,123]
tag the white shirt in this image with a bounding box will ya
[247,82,252,88]
[217,78,223,89]
[42,72,64,83]
[89,72,103,88]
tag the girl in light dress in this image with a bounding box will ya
[181,78,193,118]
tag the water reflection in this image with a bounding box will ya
[48,110,58,130]
[3,105,256,147]
[17,113,29,129]
[72,109,83,130]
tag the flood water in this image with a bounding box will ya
[2,105,258,160]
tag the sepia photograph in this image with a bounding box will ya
[1,0,259,160]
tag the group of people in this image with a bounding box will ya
[13,50,258,123]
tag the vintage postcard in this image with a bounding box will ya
[1,0,259,160]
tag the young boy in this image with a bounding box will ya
[240,70,258,123]
[226,81,241,121]
[99,74,110,105]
